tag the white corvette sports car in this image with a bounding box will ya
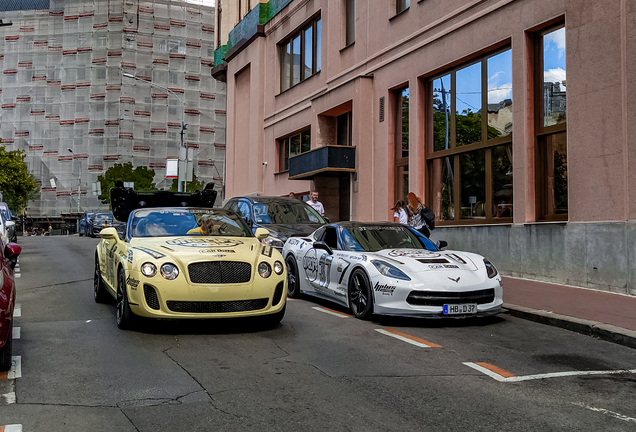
[282,222,503,319]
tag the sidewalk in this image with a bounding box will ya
[502,276,636,349]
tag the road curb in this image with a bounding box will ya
[503,303,636,350]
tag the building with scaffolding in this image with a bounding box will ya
[0,0,225,224]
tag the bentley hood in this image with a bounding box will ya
[128,236,268,268]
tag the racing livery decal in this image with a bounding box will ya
[166,238,244,248]
[303,249,318,282]
[126,275,140,289]
[374,282,396,295]
[131,247,166,259]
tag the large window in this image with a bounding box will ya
[536,25,567,220]
[278,129,311,172]
[345,0,355,47]
[396,0,410,15]
[428,48,513,224]
[280,16,321,92]
[394,87,409,202]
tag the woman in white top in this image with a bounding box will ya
[391,200,409,225]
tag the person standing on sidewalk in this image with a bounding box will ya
[407,192,430,237]
[392,200,409,225]
[306,191,325,216]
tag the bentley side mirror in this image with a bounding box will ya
[313,241,333,255]
[100,227,119,240]
[254,227,270,240]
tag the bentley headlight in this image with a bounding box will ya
[160,263,179,280]
[141,262,157,277]
[258,262,272,278]
[484,258,498,279]
[371,260,411,281]
[262,236,285,249]
[273,260,284,275]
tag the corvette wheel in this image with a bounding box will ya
[348,269,374,319]
[0,322,13,372]
[285,255,301,298]
[116,268,136,330]
[94,254,109,303]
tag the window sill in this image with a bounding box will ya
[524,220,568,226]
[275,170,290,175]
[340,41,355,53]
[389,7,409,21]
[435,222,513,228]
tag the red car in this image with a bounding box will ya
[0,242,21,371]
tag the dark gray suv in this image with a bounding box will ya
[223,196,326,250]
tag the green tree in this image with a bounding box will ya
[169,171,205,193]
[0,145,39,212]
[97,162,158,204]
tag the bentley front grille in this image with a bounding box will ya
[406,288,495,306]
[188,261,252,284]
[166,299,269,313]
[144,284,160,310]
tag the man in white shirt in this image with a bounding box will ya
[306,191,325,216]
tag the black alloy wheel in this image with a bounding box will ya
[94,254,110,303]
[0,322,13,372]
[285,255,301,298]
[348,269,374,319]
[116,268,136,330]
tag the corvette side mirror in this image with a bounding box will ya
[313,241,333,255]
[437,240,448,250]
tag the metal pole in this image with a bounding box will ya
[122,73,186,192]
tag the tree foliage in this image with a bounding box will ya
[169,171,205,193]
[0,145,39,211]
[97,162,158,204]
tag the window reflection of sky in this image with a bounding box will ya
[455,62,481,114]
[543,27,566,89]
[487,50,512,104]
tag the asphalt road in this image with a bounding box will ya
[1,236,636,431]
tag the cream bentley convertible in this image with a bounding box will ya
[94,183,287,329]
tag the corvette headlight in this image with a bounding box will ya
[141,262,157,277]
[273,260,284,275]
[258,262,272,278]
[262,236,285,249]
[160,263,179,280]
[372,260,411,281]
[484,258,498,279]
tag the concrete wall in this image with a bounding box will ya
[432,222,636,295]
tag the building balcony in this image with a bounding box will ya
[289,145,356,180]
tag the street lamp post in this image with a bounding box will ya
[67,148,81,214]
[122,73,188,192]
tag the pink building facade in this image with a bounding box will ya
[213,0,636,295]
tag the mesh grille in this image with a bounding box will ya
[406,289,495,306]
[166,298,268,313]
[188,261,252,284]
[417,258,450,264]
[272,281,284,306]
[144,284,160,310]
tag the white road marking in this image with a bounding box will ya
[464,362,636,382]
[14,267,20,273]
[12,327,19,339]
[311,307,349,318]
[86,320,91,323]
[8,357,21,379]
[573,402,636,423]
[4,425,23,432]
[14,274,20,279]
[375,329,432,348]
[13,305,20,317]
[2,390,16,404]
